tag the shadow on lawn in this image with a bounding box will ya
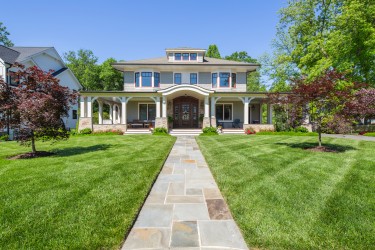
[275,142,357,153]
[51,144,112,157]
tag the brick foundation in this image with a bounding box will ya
[92,124,127,133]
[78,117,93,131]
[243,124,274,132]
[155,117,168,129]
[203,117,211,128]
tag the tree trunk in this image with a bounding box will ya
[31,133,36,154]
[318,124,322,147]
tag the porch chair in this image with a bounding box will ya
[232,119,241,128]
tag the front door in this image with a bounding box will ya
[173,96,199,128]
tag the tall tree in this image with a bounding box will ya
[206,44,221,58]
[0,22,14,47]
[225,51,266,91]
[0,63,77,154]
[64,49,101,90]
[99,58,123,91]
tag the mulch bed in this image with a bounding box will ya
[305,146,338,153]
[8,151,55,160]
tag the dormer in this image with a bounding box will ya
[166,47,206,63]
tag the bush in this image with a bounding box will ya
[153,127,169,135]
[245,127,256,135]
[201,127,218,136]
[80,128,92,135]
[0,134,10,141]
[358,131,367,135]
[294,126,309,133]
[69,129,78,136]
[93,129,123,135]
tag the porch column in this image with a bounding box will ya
[244,97,249,125]
[156,97,161,118]
[80,96,86,118]
[162,96,167,118]
[210,97,216,118]
[204,96,209,117]
[112,105,117,124]
[109,104,113,124]
[121,97,127,125]
[87,96,92,118]
[98,101,103,124]
[267,103,273,124]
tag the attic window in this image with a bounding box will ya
[175,53,181,60]
[182,53,189,60]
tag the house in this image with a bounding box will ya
[0,46,82,134]
[77,47,275,133]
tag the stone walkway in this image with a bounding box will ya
[122,136,248,250]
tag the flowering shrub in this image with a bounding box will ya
[245,127,256,135]
[359,131,367,135]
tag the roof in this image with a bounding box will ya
[11,47,52,62]
[165,47,206,51]
[0,45,21,65]
[112,56,259,66]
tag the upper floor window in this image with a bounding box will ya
[212,73,217,88]
[154,72,160,87]
[190,53,197,61]
[219,73,230,87]
[182,53,189,61]
[190,73,197,84]
[175,53,181,60]
[141,72,152,87]
[135,72,140,87]
[231,73,236,88]
[174,73,181,84]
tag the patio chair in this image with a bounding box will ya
[232,119,241,128]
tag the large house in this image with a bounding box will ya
[0,45,82,135]
[79,47,274,133]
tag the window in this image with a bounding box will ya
[72,110,77,119]
[139,104,156,121]
[135,72,140,87]
[219,73,230,87]
[190,53,197,60]
[231,73,236,88]
[141,72,152,87]
[182,53,189,60]
[216,104,232,121]
[212,73,217,88]
[190,73,197,84]
[154,72,160,87]
[174,73,181,84]
[175,53,181,60]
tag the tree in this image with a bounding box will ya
[99,58,123,91]
[269,69,374,147]
[1,64,78,154]
[0,22,14,47]
[225,51,266,91]
[206,44,221,58]
[64,49,101,90]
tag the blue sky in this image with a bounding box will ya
[2,0,287,63]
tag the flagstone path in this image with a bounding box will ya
[122,136,248,250]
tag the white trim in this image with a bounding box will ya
[216,103,233,122]
[158,84,214,96]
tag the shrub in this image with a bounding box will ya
[245,127,256,135]
[294,126,309,133]
[80,128,92,135]
[358,131,367,135]
[93,129,123,135]
[201,127,218,136]
[153,127,169,135]
[69,129,78,136]
[0,134,10,141]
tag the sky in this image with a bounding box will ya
[2,0,287,63]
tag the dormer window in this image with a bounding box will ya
[175,53,181,60]
[182,53,189,61]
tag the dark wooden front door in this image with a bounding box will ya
[173,96,199,128]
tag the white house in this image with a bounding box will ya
[79,47,275,133]
[0,45,82,132]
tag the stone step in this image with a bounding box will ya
[169,129,202,136]
[222,129,244,134]
[125,129,152,135]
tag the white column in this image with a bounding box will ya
[211,97,216,118]
[204,96,209,117]
[156,97,161,118]
[259,104,263,124]
[113,105,117,124]
[87,97,92,118]
[244,97,249,125]
[109,104,113,124]
[98,101,103,124]
[162,96,167,118]
[121,97,127,125]
[80,96,85,118]
[267,103,273,124]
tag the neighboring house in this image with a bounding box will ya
[0,45,82,133]
[79,47,274,133]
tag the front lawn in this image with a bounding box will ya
[197,135,375,249]
[0,135,175,249]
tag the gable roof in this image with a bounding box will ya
[0,45,21,65]
[11,47,52,62]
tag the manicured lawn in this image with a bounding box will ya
[197,135,375,249]
[0,135,175,249]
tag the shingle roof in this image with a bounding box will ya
[11,47,52,62]
[0,45,21,65]
[113,56,259,66]
[165,47,206,51]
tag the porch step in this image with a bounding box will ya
[125,129,152,135]
[221,129,245,135]
[169,129,202,136]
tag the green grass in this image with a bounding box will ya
[364,132,375,137]
[0,135,176,249]
[197,135,375,249]
[256,131,318,136]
